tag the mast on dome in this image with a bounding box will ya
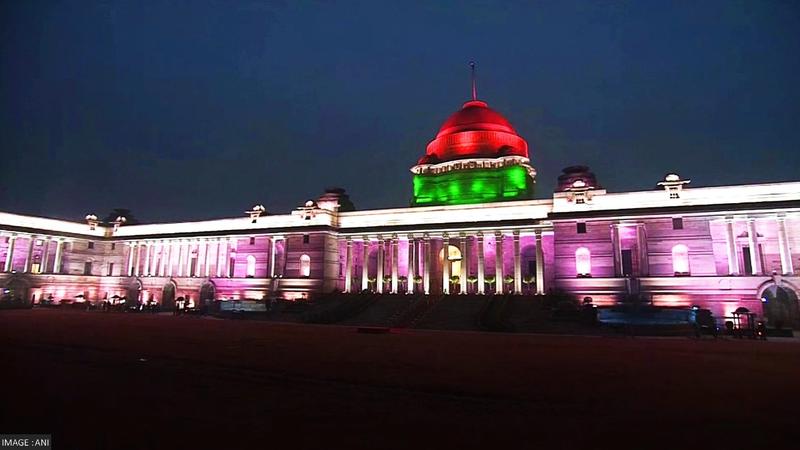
[469,61,477,101]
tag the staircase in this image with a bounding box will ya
[341,295,418,326]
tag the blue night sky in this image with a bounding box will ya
[1,0,798,222]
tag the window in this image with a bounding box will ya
[107,263,114,276]
[300,254,311,277]
[246,255,256,278]
[669,190,680,199]
[577,222,587,234]
[249,237,256,246]
[88,241,94,249]
[575,247,591,277]
[672,244,690,275]
[111,243,116,250]
[672,218,683,230]
[303,234,310,244]
[621,249,633,276]
[83,262,93,275]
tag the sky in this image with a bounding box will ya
[1,0,799,223]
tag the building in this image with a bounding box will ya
[1,92,799,327]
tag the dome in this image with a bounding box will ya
[420,99,528,164]
[436,100,517,138]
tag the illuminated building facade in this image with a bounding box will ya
[1,93,799,326]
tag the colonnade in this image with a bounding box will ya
[2,234,65,274]
[342,230,546,295]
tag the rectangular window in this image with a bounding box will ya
[527,260,536,277]
[621,249,633,277]
[88,241,95,249]
[672,218,683,230]
[250,237,256,245]
[303,234,310,244]
[576,222,587,234]
[111,243,116,250]
[83,262,92,275]
[107,263,114,276]
[742,246,752,274]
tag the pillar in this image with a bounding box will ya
[611,224,622,277]
[127,243,136,276]
[636,224,649,277]
[391,236,399,294]
[361,238,370,291]
[494,232,504,294]
[535,231,544,295]
[459,234,468,294]
[168,241,176,277]
[4,236,16,272]
[54,240,64,274]
[747,219,762,275]
[269,238,278,278]
[186,242,195,277]
[724,218,740,275]
[407,236,415,294]
[344,238,353,293]
[133,243,141,276]
[216,240,224,278]
[477,233,485,295]
[777,216,794,275]
[40,238,51,274]
[143,243,152,276]
[22,236,35,273]
[224,240,232,278]
[513,231,522,294]
[376,238,385,293]
[204,240,211,277]
[442,234,450,295]
[423,235,431,295]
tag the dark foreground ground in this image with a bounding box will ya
[1,310,799,450]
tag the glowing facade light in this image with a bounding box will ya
[575,247,591,277]
[672,244,690,275]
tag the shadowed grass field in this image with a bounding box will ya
[1,309,798,449]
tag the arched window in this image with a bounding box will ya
[672,244,690,275]
[575,247,591,277]
[300,254,311,277]
[246,255,256,278]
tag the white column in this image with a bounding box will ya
[344,238,353,293]
[269,238,276,278]
[611,224,622,277]
[167,241,176,277]
[747,219,762,275]
[143,243,152,276]
[127,243,136,276]
[376,238,385,293]
[477,233,485,295]
[442,234,450,295]
[152,242,160,276]
[224,240,232,278]
[40,238,51,273]
[423,235,431,295]
[23,236,35,273]
[4,236,16,272]
[54,240,64,274]
[724,218,740,275]
[494,232,504,294]
[160,242,169,276]
[407,236,415,294]
[133,243,141,276]
[459,235,468,294]
[777,216,794,275]
[391,236,399,294]
[535,231,545,295]
[216,240,224,278]
[361,238,369,291]
[203,240,211,278]
[636,224,649,277]
[513,231,522,295]
[186,242,195,277]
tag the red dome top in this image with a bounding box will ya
[436,100,517,138]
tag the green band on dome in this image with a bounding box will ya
[412,165,534,206]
